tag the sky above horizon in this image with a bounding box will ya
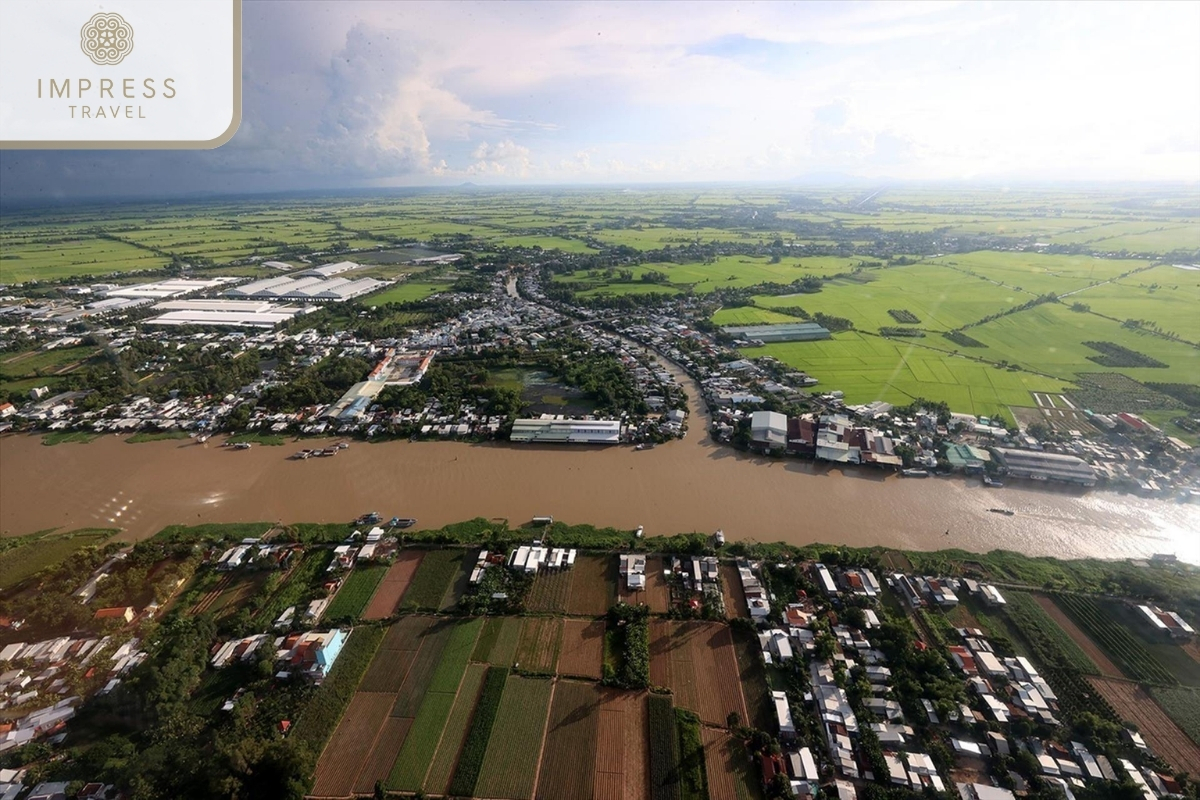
[3,0,1199,201]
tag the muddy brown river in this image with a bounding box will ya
[2,394,1197,562]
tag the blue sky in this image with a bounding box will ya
[3,0,1198,201]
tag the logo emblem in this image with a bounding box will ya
[80,12,134,65]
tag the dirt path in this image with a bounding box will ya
[1087,677,1200,773]
[1033,594,1123,678]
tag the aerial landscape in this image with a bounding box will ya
[1,1,1199,799]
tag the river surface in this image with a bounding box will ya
[2,355,1197,562]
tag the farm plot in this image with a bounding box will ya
[324,563,388,621]
[363,550,424,619]
[440,548,477,611]
[595,688,650,800]
[1149,686,1200,747]
[391,618,459,717]
[1001,592,1100,674]
[474,675,555,800]
[558,618,605,680]
[650,621,748,726]
[473,615,524,666]
[619,556,670,612]
[526,568,575,613]
[399,548,467,610]
[719,563,750,619]
[567,554,616,616]
[448,666,509,797]
[369,619,480,792]
[1026,594,1117,674]
[516,617,563,675]
[1089,678,1200,774]
[424,663,488,794]
[648,693,682,800]
[352,717,413,795]
[310,691,396,797]
[702,727,760,800]
[731,627,773,733]
[385,691,458,792]
[358,616,432,693]
[1053,595,1176,684]
[535,680,602,800]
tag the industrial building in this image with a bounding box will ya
[722,322,832,343]
[225,274,391,302]
[103,277,237,300]
[509,417,622,444]
[991,448,1097,487]
[146,298,313,328]
[750,410,788,450]
[293,260,361,278]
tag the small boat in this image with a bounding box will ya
[196,433,211,443]
[983,476,1003,488]
[337,442,349,450]
[635,442,656,451]
[713,529,725,546]
[902,469,929,478]
[988,508,1015,516]
[355,512,381,525]
[635,525,644,538]
[233,442,252,450]
[392,518,417,529]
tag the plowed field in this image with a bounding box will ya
[527,569,575,613]
[703,727,758,800]
[720,563,750,619]
[567,554,615,616]
[310,691,396,797]
[535,680,602,800]
[353,716,413,794]
[650,620,748,726]
[594,687,649,800]
[558,618,605,679]
[363,551,424,619]
[1088,677,1200,773]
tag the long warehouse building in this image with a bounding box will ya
[225,275,390,302]
[991,447,1097,487]
[509,418,622,444]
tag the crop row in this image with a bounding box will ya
[447,666,508,797]
[1043,666,1119,724]
[675,708,708,800]
[609,604,651,689]
[1053,594,1176,685]
[649,693,681,800]
[1003,592,1099,674]
[324,564,388,622]
[291,625,385,753]
[1148,686,1200,746]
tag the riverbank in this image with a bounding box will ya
[2,429,1197,562]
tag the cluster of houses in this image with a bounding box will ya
[507,542,578,574]
[741,557,1187,800]
[210,629,347,682]
[0,636,146,753]
[948,627,1060,726]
